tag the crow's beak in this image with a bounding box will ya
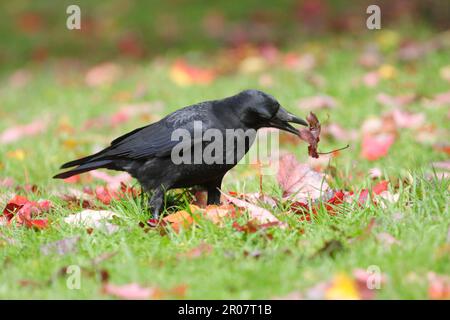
[268,106,308,136]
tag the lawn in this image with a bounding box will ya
[0,17,449,299]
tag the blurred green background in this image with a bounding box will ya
[0,0,448,71]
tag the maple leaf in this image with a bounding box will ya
[298,112,321,158]
[2,195,51,229]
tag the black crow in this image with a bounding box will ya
[54,90,307,218]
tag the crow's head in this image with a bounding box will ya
[235,89,307,135]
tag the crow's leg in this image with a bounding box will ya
[206,176,224,205]
[148,186,165,219]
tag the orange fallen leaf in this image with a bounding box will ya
[163,205,198,232]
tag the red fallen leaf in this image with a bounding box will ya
[361,133,395,161]
[24,219,48,230]
[358,189,370,206]
[170,59,216,86]
[2,195,29,220]
[324,190,345,212]
[433,144,450,155]
[298,112,321,158]
[2,195,51,229]
[372,180,389,195]
[0,119,49,144]
[427,272,450,300]
[291,190,345,221]
[94,186,119,205]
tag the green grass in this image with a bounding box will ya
[0,30,449,299]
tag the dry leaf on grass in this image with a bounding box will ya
[277,153,329,202]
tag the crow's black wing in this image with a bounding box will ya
[95,103,214,160]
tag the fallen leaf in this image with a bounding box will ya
[102,283,161,300]
[163,205,198,232]
[376,93,417,108]
[0,119,49,144]
[203,204,236,225]
[2,195,51,229]
[277,153,329,202]
[372,180,389,195]
[390,108,425,129]
[427,272,450,300]
[325,273,360,300]
[361,133,395,161]
[64,209,119,234]
[85,62,122,87]
[221,192,283,226]
[170,59,216,86]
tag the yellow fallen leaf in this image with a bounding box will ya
[7,149,26,161]
[325,273,360,300]
[376,30,400,50]
[63,139,79,150]
[378,64,397,79]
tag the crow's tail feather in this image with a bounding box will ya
[53,160,112,179]
[60,146,113,169]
